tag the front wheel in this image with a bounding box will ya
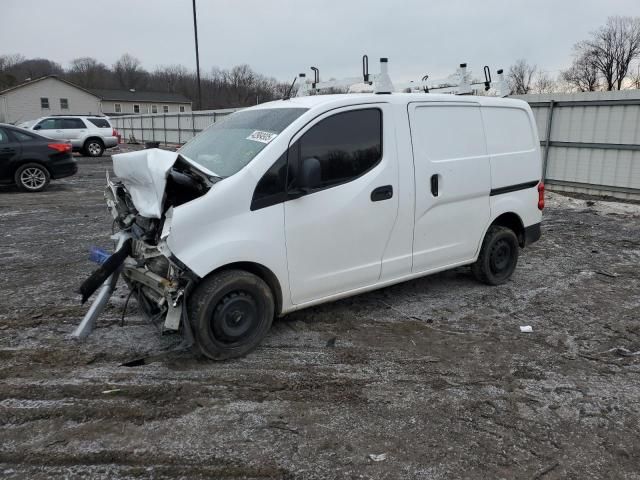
[188,270,274,360]
[472,225,519,285]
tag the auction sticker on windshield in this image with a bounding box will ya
[246,130,278,144]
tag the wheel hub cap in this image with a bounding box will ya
[213,292,258,342]
[491,240,511,273]
[21,168,46,189]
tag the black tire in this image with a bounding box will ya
[472,225,519,285]
[14,163,51,192]
[84,138,104,157]
[188,269,274,360]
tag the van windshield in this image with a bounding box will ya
[179,107,308,177]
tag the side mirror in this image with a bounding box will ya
[299,157,321,190]
[33,125,41,130]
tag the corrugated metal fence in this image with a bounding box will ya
[109,108,241,145]
[513,91,640,200]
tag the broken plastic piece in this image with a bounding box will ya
[89,246,110,265]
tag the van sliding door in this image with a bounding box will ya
[408,102,491,273]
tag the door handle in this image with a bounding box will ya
[430,174,439,197]
[371,185,393,202]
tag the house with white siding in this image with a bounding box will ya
[0,75,193,124]
[0,76,101,124]
[89,88,192,116]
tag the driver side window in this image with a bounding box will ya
[37,118,58,130]
[250,108,383,212]
[294,108,382,190]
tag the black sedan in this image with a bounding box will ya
[0,123,77,192]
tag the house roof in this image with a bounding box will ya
[0,75,100,98]
[88,88,191,104]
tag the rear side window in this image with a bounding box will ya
[13,130,36,141]
[62,118,86,129]
[482,107,535,155]
[87,118,111,128]
[411,105,486,161]
[295,108,382,189]
[0,129,8,144]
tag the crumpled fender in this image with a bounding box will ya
[112,148,179,218]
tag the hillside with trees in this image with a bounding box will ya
[1,16,640,104]
[0,53,291,109]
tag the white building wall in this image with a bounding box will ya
[0,77,101,124]
[101,100,192,115]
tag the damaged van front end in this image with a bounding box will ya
[73,148,218,342]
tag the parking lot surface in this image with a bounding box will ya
[1,155,640,479]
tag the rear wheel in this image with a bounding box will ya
[188,270,274,360]
[84,139,104,157]
[14,163,50,192]
[472,225,519,285]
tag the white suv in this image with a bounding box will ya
[24,116,118,157]
[77,93,543,360]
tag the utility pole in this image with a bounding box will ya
[192,0,203,110]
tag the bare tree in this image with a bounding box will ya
[68,57,111,88]
[508,59,537,94]
[583,16,640,90]
[0,54,26,89]
[561,46,600,91]
[532,71,556,94]
[153,64,189,92]
[113,53,146,89]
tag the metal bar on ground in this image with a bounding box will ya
[71,233,130,340]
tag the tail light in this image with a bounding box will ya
[537,182,545,210]
[48,143,72,153]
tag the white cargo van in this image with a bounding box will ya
[76,93,543,360]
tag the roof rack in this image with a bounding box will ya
[295,56,509,98]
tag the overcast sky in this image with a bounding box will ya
[3,0,640,82]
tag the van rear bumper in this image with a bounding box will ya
[524,222,541,246]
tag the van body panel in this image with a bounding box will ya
[284,103,399,304]
[408,102,491,272]
[148,93,541,316]
[379,103,416,281]
[481,105,542,189]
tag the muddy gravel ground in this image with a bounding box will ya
[1,155,640,480]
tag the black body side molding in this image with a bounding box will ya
[490,180,539,196]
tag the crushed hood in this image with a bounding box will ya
[112,148,179,218]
